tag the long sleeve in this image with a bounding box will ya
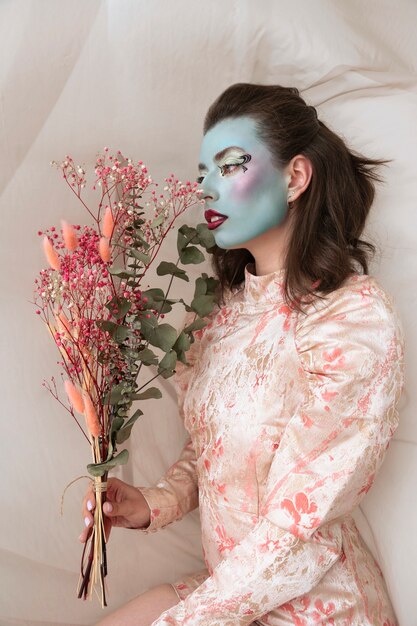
[152,278,406,624]
[136,311,203,534]
[135,436,199,533]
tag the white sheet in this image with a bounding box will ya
[1,1,416,624]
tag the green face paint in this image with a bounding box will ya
[197,116,289,249]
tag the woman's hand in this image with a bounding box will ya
[79,477,151,543]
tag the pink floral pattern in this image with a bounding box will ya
[280,491,321,538]
[136,262,405,625]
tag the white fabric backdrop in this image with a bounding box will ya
[1,1,416,624]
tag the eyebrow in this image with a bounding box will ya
[198,145,246,171]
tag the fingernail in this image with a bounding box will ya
[84,516,91,527]
[103,502,112,514]
[78,533,84,542]
[87,500,93,511]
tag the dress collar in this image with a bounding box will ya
[242,262,286,306]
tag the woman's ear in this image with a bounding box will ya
[284,155,313,202]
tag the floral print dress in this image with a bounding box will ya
[136,262,405,626]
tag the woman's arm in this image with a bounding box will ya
[151,276,405,624]
[136,310,204,533]
[135,435,199,533]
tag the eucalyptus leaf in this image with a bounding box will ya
[174,331,191,352]
[176,350,192,365]
[110,417,124,437]
[196,223,216,249]
[107,417,125,460]
[87,449,129,477]
[115,297,132,318]
[156,261,189,282]
[107,385,124,405]
[136,347,159,365]
[158,367,175,380]
[140,288,171,312]
[116,409,143,444]
[115,424,134,444]
[103,381,131,405]
[131,387,162,401]
[125,408,143,425]
[177,225,198,253]
[133,239,151,251]
[183,318,209,333]
[191,294,217,317]
[95,319,131,344]
[158,349,177,372]
[113,325,130,344]
[96,320,118,334]
[151,299,173,314]
[127,279,141,288]
[139,312,159,340]
[194,276,208,298]
[132,230,150,249]
[178,224,197,238]
[108,267,136,278]
[141,288,165,303]
[204,274,220,295]
[179,246,205,265]
[129,249,151,264]
[153,324,177,351]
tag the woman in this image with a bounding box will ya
[81,84,405,625]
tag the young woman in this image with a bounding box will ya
[81,83,405,625]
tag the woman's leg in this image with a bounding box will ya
[95,583,180,626]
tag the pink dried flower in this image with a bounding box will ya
[98,237,111,262]
[61,220,79,250]
[64,379,85,413]
[43,236,61,270]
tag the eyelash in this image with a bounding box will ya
[196,154,251,184]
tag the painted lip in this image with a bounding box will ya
[204,208,229,230]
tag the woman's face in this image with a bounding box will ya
[197,115,290,249]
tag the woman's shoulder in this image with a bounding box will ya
[296,271,404,343]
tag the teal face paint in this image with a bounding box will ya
[197,116,289,249]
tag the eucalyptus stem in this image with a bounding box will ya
[135,255,182,383]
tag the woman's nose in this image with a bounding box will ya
[202,191,216,204]
[201,180,219,203]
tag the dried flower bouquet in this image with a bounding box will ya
[32,148,218,606]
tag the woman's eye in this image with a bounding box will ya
[197,155,251,182]
[219,155,251,177]
[219,163,240,176]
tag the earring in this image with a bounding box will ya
[287,190,295,201]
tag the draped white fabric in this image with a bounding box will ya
[1,1,416,624]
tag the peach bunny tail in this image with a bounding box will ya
[58,312,72,337]
[82,392,101,438]
[43,235,61,271]
[64,379,85,414]
[61,219,79,251]
[102,206,115,239]
[98,237,112,263]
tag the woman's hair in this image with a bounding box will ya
[203,83,390,314]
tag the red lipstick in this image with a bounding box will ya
[204,209,229,230]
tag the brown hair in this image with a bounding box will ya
[202,83,390,314]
